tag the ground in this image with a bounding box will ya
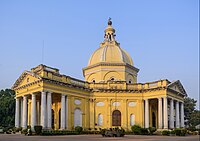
[0,134,199,141]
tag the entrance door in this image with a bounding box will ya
[112,110,121,126]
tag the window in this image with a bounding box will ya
[92,80,95,83]
[110,77,115,81]
[27,78,29,82]
[129,80,132,84]
[98,114,103,126]
[130,114,135,126]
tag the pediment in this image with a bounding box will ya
[12,71,41,89]
[167,80,187,96]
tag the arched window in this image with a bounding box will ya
[110,77,115,81]
[130,114,135,126]
[129,79,132,84]
[98,113,103,126]
[27,78,29,82]
[112,110,121,126]
[74,108,82,127]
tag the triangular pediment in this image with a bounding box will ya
[12,71,41,89]
[167,80,187,96]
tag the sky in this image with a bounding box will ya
[0,0,199,108]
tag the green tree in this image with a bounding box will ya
[0,89,15,127]
[190,110,200,127]
[184,97,199,127]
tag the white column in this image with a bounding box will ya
[65,95,68,129]
[47,92,52,129]
[163,97,168,129]
[158,98,163,129]
[31,93,36,130]
[20,98,23,127]
[15,97,20,128]
[61,94,66,129]
[41,91,47,128]
[22,95,28,128]
[180,102,184,128]
[144,99,149,128]
[176,101,180,128]
[170,99,174,129]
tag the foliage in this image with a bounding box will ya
[184,97,197,125]
[148,127,156,135]
[41,130,78,135]
[74,126,83,134]
[100,128,106,136]
[34,126,42,135]
[140,128,149,135]
[174,128,186,136]
[131,125,142,135]
[189,110,200,127]
[21,128,28,134]
[170,130,175,134]
[162,130,170,136]
[0,89,15,127]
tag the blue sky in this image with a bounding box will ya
[0,0,199,108]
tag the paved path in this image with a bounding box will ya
[0,134,199,141]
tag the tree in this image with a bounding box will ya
[0,89,15,127]
[184,97,199,127]
[190,110,200,127]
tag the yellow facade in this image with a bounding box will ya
[13,19,187,131]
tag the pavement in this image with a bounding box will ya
[0,134,199,141]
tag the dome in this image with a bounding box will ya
[88,44,133,66]
[88,18,133,66]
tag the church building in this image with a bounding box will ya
[13,19,186,131]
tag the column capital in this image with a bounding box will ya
[61,94,66,97]
[41,90,48,93]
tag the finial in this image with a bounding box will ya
[108,17,112,25]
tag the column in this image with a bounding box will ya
[144,99,149,128]
[163,97,168,129]
[47,92,52,129]
[61,94,66,129]
[15,97,20,128]
[20,98,23,127]
[31,93,36,130]
[180,102,184,128]
[65,95,68,129]
[176,101,180,128]
[158,98,163,129]
[22,95,28,128]
[41,91,47,128]
[170,99,174,129]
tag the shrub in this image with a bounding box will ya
[148,127,156,135]
[162,130,170,136]
[170,130,175,134]
[75,126,83,134]
[21,128,28,134]
[100,129,106,136]
[41,130,79,135]
[180,129,187,136]
[15,127,22,132]
[34,126,42,135]
[141,128,149,135]
[174,128,182,136]
[131,125,142,135]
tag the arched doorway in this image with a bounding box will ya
[74,108,82,127]
[152,112,156,127]
[52,109,55,129]
[112,110,121,126]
